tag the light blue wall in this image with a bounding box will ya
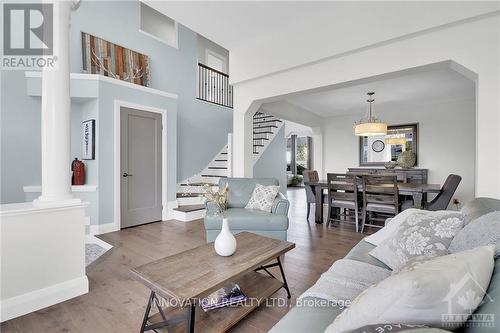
[1,71,42,203]
[253,126,287,194]
[1,1,233,226]
[70,1,232,182]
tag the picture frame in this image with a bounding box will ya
[359,123,418,166]
[82,119,95,160]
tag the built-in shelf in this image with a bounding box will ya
[23,185,98,193]
[24,71,178,100]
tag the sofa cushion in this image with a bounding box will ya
[463,257,500,333]
[461,197,500,225]
[245,184,280,212]
[268,297,344,333]
[220,178,279,208]
[345,240,391,270]
[449,211,500,258]
[204,208,288,231]
[325,246,495,333]
[369,211,464,272]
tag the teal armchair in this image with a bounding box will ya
[204,178,289,242]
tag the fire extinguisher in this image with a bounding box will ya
[72,158,85,185]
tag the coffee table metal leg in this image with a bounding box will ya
[140,291,155,333]
[187,303,196,333]
[277,256,291,299]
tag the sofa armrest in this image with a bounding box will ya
[271,192,289,216]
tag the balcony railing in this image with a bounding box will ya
[197,63,233,108]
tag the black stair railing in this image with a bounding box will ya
[197,63,233,108]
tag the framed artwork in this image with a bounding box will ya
[359,123,418,166]
[81,32,152,87]
[82,119,95,160]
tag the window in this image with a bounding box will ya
[139,3,178,48]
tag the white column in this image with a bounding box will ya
[232,92,258,178]
[311,126,324,179]
[34,1,79,205]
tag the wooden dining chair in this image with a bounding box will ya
[424,174,462,211]
[303,170,319,220]
[327,173,361,232]
[361,174,400,232]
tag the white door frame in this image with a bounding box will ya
[114,100,168,231]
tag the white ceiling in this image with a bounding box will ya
[281,68,475,118]
[144,1,500,83]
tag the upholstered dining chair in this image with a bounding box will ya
[424,174,462,211]
[361,174,400,232]
[303,170,320,220]
[327,173,360,232]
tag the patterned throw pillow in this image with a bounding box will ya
[449,211,500,258]
[369,211,464,272]
[245,184,280,213]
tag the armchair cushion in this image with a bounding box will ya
[220,178,279,208]
[204,208,289,231]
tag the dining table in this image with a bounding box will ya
[304,180,442,223]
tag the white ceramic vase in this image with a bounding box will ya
[214,217,237,256]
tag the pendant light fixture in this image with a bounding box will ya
[354,92,388,136]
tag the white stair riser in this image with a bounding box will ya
[178,185,219,194]
[189,175,221,184]
[172,209,206,222]
[177,196,203,205]
[210,160,227,168]
[201,168,227,177]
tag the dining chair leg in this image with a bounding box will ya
[355,208,359,233]
[361,209,366,233]
[306,203,310,220]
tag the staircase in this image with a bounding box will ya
[172,145,228,221]
[172,111,283,222]
[253,111,284,159]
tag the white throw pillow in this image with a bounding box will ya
[364,209,422,246]
[325,246,495,333]
[369,210,464,272]
[245,184,280,212]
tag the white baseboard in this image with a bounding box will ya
[85,235,113,250]
[89,222,119,235]
[166,200,178,220]
[0,276,89,322]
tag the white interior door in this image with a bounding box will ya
[120,107,162,228]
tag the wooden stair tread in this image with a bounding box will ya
[214,159,227,162]
[207,166,228,169]
[176,193,203,198]
[253,125,278,129]
[173,204,205,213]
[253,138,269,140]
[180,183,218,186]
[148,271,283,333]
[253,119,282,124]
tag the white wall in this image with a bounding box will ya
[323,98,475,206]
[232,14,500,199]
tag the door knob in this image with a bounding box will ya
[123,172,133,177]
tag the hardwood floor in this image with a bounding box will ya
[1,188,367,333]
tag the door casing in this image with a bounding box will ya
[113,100,168,232]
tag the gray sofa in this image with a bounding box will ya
[270,197,500,333]
[203,178,289,242]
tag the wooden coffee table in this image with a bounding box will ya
[131,232,295,333]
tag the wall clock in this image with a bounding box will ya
[372,140,385,153]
